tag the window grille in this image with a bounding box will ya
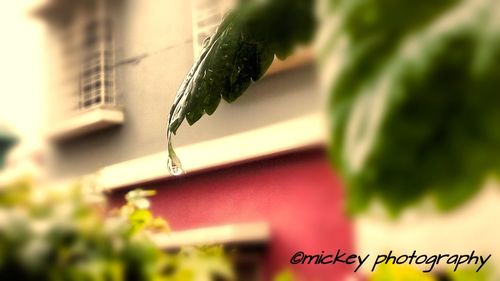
[191,0,236,59]
[49,0,117,118]
[79,17,115,110]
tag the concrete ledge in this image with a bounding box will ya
[150,222,270,250]
[47,107,124,141]
[99,113,326,190]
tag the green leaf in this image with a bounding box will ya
[326,0,500,215]
[128,209,153,234]
[166,0,316,135]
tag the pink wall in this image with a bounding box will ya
[109,148,355,281]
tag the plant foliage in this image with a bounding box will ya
[325,0,500,215]
[167,0,500,216]
[167,0,316,134]
[370,264,491,281]
[0,178,233,281]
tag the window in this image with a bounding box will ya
[80,19,115,110]
[37,0,123,140]
[192,0,236,59]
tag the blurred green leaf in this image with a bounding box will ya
[273,269,296,281]
[0,181,232,281]
[326,0,500,215]
[449,267,490,281]
[370,265,436,281]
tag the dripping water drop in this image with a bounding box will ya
[167,155,184,176]
[166,127,184,176]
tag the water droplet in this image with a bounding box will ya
[167,156,184,176]
[166,128,184,176]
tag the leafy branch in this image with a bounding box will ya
[166,0,500,216]
[167,0,316,134]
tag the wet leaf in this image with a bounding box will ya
[167,0,316,135]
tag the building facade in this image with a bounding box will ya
[33,1,500,281]
[34,0,354,280]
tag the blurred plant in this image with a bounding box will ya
[0,177,233,281]
[370,265,435,281]
[167,0,500,216]
[0,125,17,169]
[273,269,296,281]
[325,0,500,215]
[370,264,491,281]
[448,267,490,281]
[120,189,234,281]
[120,189,171,235]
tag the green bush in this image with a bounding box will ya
[0,178,233,281]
